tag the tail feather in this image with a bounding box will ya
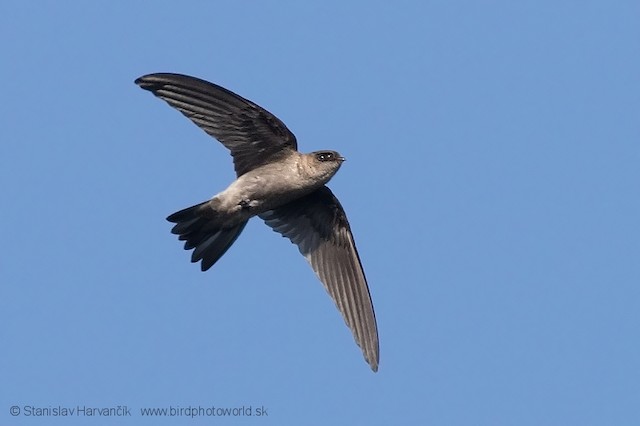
[166,201,247,271]
[192,225,247,271]
[167,201,210,222]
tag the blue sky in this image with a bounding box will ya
[1,1,639,424]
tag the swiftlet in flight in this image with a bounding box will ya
[135,73,379,371]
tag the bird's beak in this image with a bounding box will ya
[338,156,346,162]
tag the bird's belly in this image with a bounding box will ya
[219,170,320,215]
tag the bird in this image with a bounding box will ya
[135,73,379,371]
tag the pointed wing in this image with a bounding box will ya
[135,73,298,176]
[260,186,379,371]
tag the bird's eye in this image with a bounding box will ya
[316,152,334,161]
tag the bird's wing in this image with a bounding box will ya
[260,186,379,371]
[135,73,298,176]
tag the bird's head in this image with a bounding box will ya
[307,150,345,183]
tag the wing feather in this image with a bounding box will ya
[260,186,379,371]
[136,73,298,176]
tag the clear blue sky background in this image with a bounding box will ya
[2,1,638,425]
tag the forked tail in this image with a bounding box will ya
[167,201,247,271]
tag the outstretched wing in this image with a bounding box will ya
[136,73,298,176]
[260,186,379,371]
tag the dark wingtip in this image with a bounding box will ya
[135,73,188,89]
[135,73,173,89]
[135,74,157,90]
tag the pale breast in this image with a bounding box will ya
[217,156,325,214]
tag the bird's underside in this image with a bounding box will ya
[136,72,379,371]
